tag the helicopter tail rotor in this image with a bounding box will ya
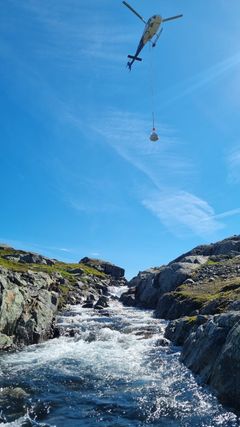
[127,55,142,61]
[127,55,142,71]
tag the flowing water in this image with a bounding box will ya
[0,287,239,427]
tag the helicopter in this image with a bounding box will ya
[122,1,183,70]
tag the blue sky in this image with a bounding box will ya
[1,0,240,278]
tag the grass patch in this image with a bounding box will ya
[206,260,220,266]
[0,255,106,278]
[176,277,240,308]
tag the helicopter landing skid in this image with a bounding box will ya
[152,28,163,47]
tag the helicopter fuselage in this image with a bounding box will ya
[127,15,162,69]
[142,15,162,45]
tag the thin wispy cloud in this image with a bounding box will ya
[142,191,224,236]
[6,0,133,65]
[93,110,192,190]
[0,238,74,255]
[207,208,240,221]
[164,50,240,106]
[227,147,240,183]
[91,109,225,237]
[70,199,120,214]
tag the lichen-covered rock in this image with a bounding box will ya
[180,312,240,399]
[3,252,55,265]
[0,333,14,350]
[124,257,208,309]
[165,315,209,346]
[209,321,240,408]
[0,287,24,335]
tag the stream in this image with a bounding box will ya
[0,287,239,426]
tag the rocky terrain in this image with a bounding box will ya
[0,244,126,350]
[121,235,240,411]
[2,236,240,413]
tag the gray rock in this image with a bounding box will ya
[165,315,209,346]
[155,292,201,320]
[180,312,240,388]
[3,252,55,266]
[94,296,109,309]
[0,387,29,400]
[209,321,240,408]
[155,337,170,347]
[80,257,125,279]
[0,333,14,349]
[0,287,24,335]
[82,301,94,308]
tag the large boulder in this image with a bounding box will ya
[125,256,208,309]
[0,287,24,335]
[80,257,125,279]
[179,311,240,409]
[3,252,55,266]
[0,268,59,347]
[156,256,207,295]
[210,321,240,408]
[165,315,209,346]
[134,269,162,308]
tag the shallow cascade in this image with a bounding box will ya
[0,292,239,427]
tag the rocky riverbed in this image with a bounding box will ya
[0,293,239,426]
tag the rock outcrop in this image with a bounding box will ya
[80,257,125,280]
[124,255,209,310]
[121,235,240,411]
[122,235,240,313]
[167,312,240,409]
[0,245,126,350]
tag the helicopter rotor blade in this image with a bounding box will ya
[162,14,183,23]
[122,1,146,24]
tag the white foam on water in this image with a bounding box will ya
[0,299,238,426]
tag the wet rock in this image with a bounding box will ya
[82,301,94,308]
[0,387,29,400]
[180,312,240,388]
[165,315,209,346]
[94,296,109,309]
[209,321,240,408]
[155,292,201,320]
[120,293,136,307]
[155,337,170,347]
[94,305,104,310]
[0,333,14,349]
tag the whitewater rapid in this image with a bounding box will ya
[0,288,239,426]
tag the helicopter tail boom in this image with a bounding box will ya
[127,55,142,61]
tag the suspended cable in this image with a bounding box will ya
[149,43,159,142]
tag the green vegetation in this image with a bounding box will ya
[0,249,107,309]
[206,260,220,266]
[185,315,198,324]
[176,277,240,310]
[0,251,105,278]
